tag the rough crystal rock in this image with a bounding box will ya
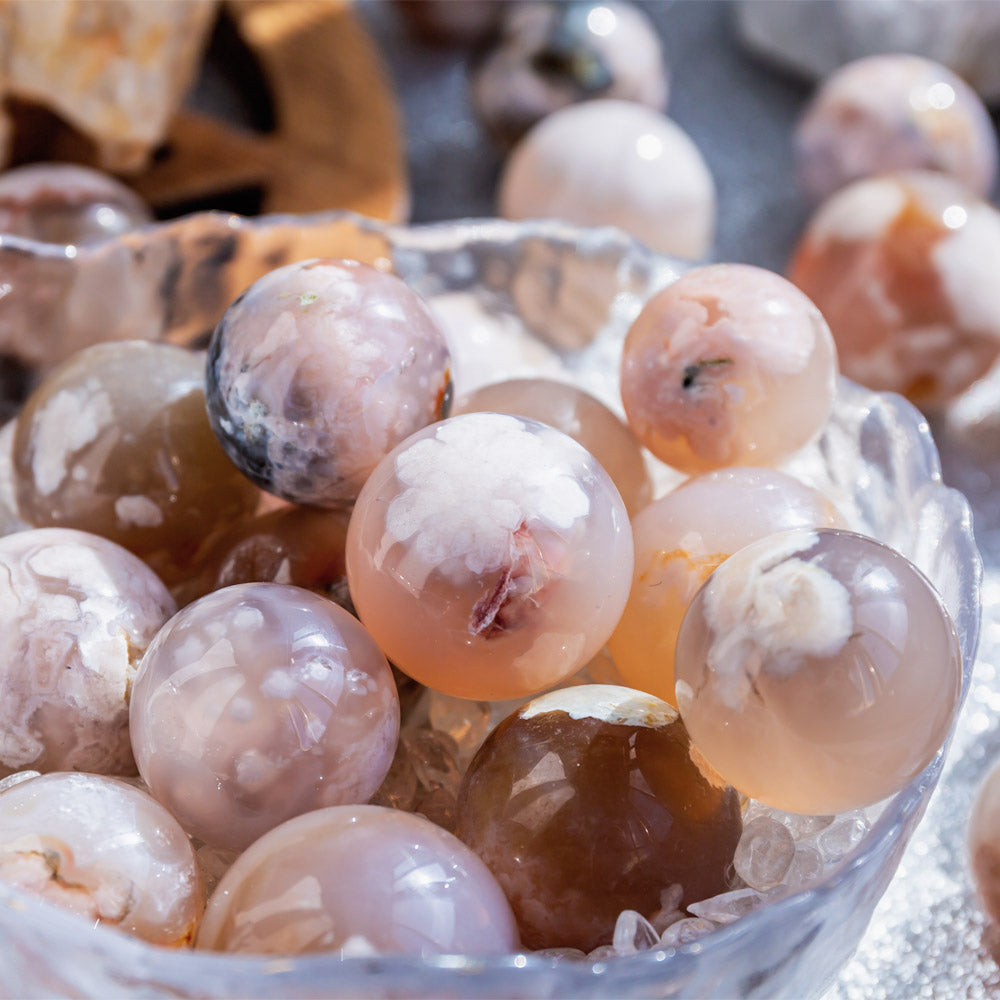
[734,0,1000,104]
[0,1,217,172]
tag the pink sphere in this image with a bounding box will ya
[346,412,633,701]
[196,804,520,956]
[130,583,400,852]
[795,54,999,202]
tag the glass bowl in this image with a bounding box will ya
[0,213,982,999]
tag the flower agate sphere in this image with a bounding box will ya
[453,377,653,516]
[455,684,743,952]
[0,528,175,778]
[0,773,203,946]
[607,468,843,705]
[206,259,453,507]
[795,55,998,203]
[346,412,633,701]
[788,171,1000,407]
[620,264,838,473]
[197,805,519,956]
[499,99,715,259]
[674,528,962,815]
[13,341,260,586]
[130,583,399,852]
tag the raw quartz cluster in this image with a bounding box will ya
[0,244,964,964]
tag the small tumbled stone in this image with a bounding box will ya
[658,917,717,948]
[733,815,796,891]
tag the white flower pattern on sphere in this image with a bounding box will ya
[386,414,590,581]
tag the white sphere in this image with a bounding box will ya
[499,99,716,259]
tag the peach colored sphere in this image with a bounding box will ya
[607,467,843,706]
[197,805,520,956]
[620,264,838,474]
[789,170,1000,407]
[453,377,653,516]
[130,583,399,852]
[674,528,962,815]
[346,412,633,701]
[795,54,999,203]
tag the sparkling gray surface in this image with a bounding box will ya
[359,2,1000,997]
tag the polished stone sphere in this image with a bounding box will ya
[130,582,400,852]
[455,684,742,951]
[196,804,520,956]
[675,528,962,815]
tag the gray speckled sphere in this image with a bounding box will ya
[206,259,453,508]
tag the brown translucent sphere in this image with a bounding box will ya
[453,377,653,516]
[174,504,351,607]
[607,467,843,705]
[788,170,1000,407]
[675,528,963,815]
[455,684,743,952]
[13,341,260,586]
[621,264,838,474]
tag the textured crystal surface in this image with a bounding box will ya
[347,412,633,700]
[196,805,520,956]
[130,582,399,851]
[675,527,964,814]
[455,684,742,951]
